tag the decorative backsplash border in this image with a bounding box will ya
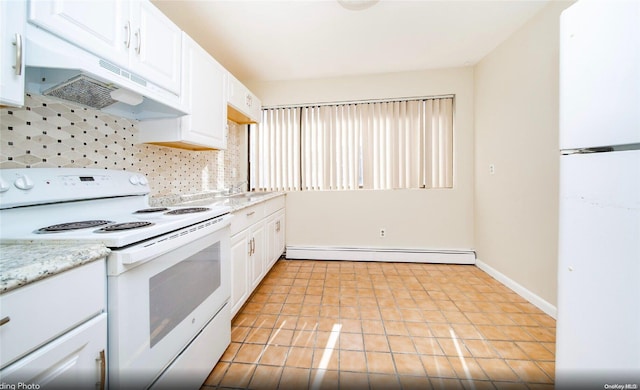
[0,94,245,198]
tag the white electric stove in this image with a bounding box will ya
[0,168,232,389]
[0,168,230,249]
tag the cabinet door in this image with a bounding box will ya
[227,72,261,124]
[0,314,107,389]
[266,210,285,270]
[181,33,227,149]
[130,0,181,95]
[27,0,130,68]
[250,222,266,289]
[0,0,25,106]
[275,211,285,262]
[230,231,250,316]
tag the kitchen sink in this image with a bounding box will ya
[175,192,275,208]
[220,191,274,200]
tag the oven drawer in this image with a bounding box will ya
[0,259,106,368]
[231,203,265,235]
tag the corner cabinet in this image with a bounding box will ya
[27,0,181,94]
[138,33,227,150]
[230,195,285,317]
[0,0,25,107]
[227,73,261,124]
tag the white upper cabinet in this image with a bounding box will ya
[128,0,181,94]
[138,33,227,150]
[227,73,261,124]
[27,0,181,95]
[27,0,129,68]
[0,0,26,107]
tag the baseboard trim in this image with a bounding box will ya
[475,258,557,319]
[285,246,476,264]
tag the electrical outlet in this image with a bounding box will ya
[489,164,495,175]
[380,228,386,238]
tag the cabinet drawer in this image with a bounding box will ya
[0,259,106,368]
[231,204,264,235]
[264,195,285,216]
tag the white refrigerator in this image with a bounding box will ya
[556,1,640,389]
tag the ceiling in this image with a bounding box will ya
[151,0,550,83]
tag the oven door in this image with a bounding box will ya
[107,215,231,389]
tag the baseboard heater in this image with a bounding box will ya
[285,246,476,264]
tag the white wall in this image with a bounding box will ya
[248,67,475,252]
[474,0,573,311]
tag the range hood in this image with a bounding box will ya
[24,24,187,121]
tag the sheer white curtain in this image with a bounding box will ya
[250,108,300,191]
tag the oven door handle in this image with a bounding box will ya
[119,215,232,265]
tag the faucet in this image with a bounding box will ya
[227,180,248,195]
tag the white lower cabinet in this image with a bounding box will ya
[230,221,265,316]
[230,195,285,317]
[230,232,250,317]
[249,222,266,290]
[266,209,285,270]
[0,314,107,389]
[0,259,107,389]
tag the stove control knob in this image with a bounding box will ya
[0,178,10,193]
[14,175,34,190]
[139,176,148,186]
[129,175,140,185]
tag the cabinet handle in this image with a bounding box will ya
[246,211,255,217]
[97,350,106,390]
[124,21,131,48]
[248,239,252,256]
[276,220,280,232]
[12,33,22,76]
[251,237,255,255]
[0,316,10,326]
[135,28,141,55]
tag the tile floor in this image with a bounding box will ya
[202,259,556,390]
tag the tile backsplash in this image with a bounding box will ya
[0,94,245,198]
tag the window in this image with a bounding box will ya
[250,97,453,191]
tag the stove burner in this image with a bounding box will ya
[95,221,154,232]
[165,207,210,215]
[36,220,114,233]
[134,208,169,214]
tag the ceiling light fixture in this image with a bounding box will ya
[337,0,380,11]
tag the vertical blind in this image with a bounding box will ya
[250,107,301,191]
[250,97,453,191]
